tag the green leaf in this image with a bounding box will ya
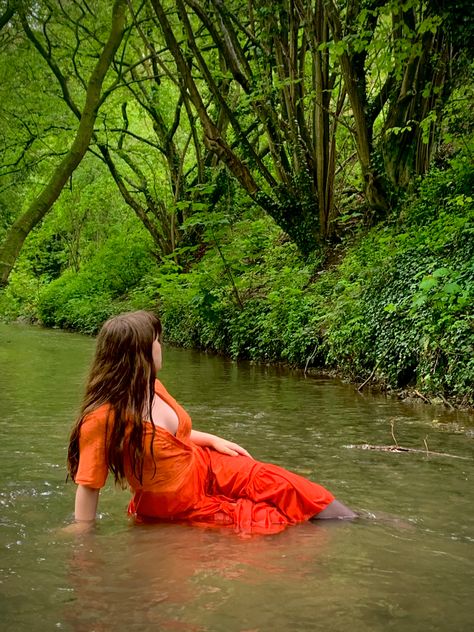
[411,295,428,308]
[419,277,438,291]
[432,267,451,278]
[443,282,462,295]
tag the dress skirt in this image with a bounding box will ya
[129,446,335,535]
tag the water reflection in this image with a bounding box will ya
[63,522,337,631]
[60,514,474,632]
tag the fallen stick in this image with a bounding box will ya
[390,419,398,447]
[357,361,380,392]
[357,345,393,392]
[414,389,431,404]
[423,435,429,457]
[344,443,470,460]
[437,392,455,410]
[304,343,319,376]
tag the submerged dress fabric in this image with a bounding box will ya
[75,379,335,534]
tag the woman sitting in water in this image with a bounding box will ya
[68,310,355,534]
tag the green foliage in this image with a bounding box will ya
[321,154,473,400]
[36,227,156,333]
[147,152,473,404]
[0,268,43,322]
[155,214,324,362]
[1,150,472,405]
[1,0,473,407]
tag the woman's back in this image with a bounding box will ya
[75,380,196,493]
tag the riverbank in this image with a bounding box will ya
[154,156,473,410]
[301,367,472,412]
[4,314,473,412]
[1,153,473,409]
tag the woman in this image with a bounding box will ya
[68,311,355,534]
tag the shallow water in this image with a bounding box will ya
[0,323,473,631]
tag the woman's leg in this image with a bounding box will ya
[206,451,337,521]
[312,499,357,520]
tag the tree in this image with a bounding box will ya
[2,0,471,281]
[148,0,348,254]
[0,0,127,287]
[150,0,474,246]
[324,0,473,201]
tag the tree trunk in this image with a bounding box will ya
[382,28,450,188]
[0,0,127,287]
[324,0,389,213]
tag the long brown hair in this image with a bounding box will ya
[67,310,162,486]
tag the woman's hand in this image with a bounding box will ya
[60,520,96,536]
[211,437,252,458]
[191,430,252,457]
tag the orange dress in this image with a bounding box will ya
[75,379,334,534]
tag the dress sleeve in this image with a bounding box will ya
[75,408,110,489]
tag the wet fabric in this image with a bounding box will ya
[75,379,335,534]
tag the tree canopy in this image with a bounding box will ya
[0,0,473,281]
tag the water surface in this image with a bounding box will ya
[0,324,473,631]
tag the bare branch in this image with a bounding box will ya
[0,1,16,32]
[20,9,82,120]
[110,127,164,153]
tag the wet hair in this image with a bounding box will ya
[67,310,162,486]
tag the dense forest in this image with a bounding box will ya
[0,0,473,406]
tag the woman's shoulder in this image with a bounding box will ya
[154,378,170,397]
[81,404,113,431]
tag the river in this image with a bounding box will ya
[0,323,473,631]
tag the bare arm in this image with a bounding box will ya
[190,430,251,457]
[74,484,100,521]
[60,484,100,535]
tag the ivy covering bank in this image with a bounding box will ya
[1,152,472,406]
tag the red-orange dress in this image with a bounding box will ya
[75,379,334,534]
